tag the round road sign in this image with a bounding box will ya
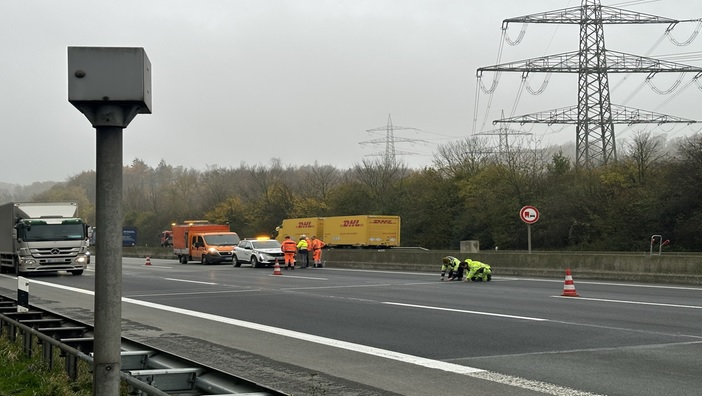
[520,206,540,224]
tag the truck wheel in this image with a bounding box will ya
[201,255,208,265]
[179,255,188,264]
[70,270,84,276]
[251,256,260,268]
[233,257,241,268]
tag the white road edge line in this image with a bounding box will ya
[26,279,602,396]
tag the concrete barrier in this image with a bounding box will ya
[323,249,702,285]
[118,247,702,285]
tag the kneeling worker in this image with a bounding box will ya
[463,259,492,282]
[441,256,463,281]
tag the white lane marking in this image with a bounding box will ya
[122,297,483,374]
[129,289,261,298]
[270,275,328,280]
[524,277,702,291]
[383,302,548,321]
[283,284,393,291]
[24,279,603,395]
[164,278,217,285]
[128,297,490,375]
[552,295,702,309]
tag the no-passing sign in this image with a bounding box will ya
[520,206,539,224]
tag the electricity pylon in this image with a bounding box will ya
[475,110,533,157]
[360,114,425,167]
[477,0,702,168]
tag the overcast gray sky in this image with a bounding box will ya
[1,0,700,184]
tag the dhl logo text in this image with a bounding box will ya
[341,220,362,227]
[371,220,395,224]
[296,221,314,228]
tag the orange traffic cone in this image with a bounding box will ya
[561,268,579,297]
[145,256,152,266]
[273,259,282,275]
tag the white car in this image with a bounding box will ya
[233,239,284,268]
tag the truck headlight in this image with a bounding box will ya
[208,247,220,256]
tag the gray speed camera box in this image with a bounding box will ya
[68,47,152,113]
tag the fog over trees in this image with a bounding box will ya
[8,132,702,251]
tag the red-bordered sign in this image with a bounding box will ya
[520,206,540,224]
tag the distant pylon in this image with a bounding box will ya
[360,114,426,167]
[273,259,282,276]
[144,256,152,266]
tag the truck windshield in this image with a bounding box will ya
[21,223,86,242]
[203,234,240,246]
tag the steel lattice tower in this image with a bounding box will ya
[477,0,702,168]
[360,114,424,167]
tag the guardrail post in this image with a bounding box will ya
[22,328,33,358]
[42,341,54,369]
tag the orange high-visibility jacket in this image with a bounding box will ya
[281,239,297,253]
[311,238,325,250]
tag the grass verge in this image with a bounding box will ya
[0,334,94,395]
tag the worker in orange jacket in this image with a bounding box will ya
[310,235,326,268]
[281,235,297,270]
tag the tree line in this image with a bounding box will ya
[29,131,702,252]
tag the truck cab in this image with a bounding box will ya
[188,232,240,264]
[0,202,90,276]
[172,221,240,264]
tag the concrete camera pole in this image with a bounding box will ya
[68,47,151,396]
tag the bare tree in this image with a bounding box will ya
[433,136,494,178]
[623,131,666,183]
[303,162,340,202]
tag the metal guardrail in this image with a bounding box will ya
[0,296,285,396]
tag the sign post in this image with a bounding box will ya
[519,206,540,253]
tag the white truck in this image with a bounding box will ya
[0,202,90,276]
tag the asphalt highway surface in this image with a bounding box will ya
[1,257,701,396]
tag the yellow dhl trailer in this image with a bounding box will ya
[323,215,400,248]
[275,217,325,243]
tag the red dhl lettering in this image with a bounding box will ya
[371,219,394,224]
[341,220,362,227]
[296,221,314,228]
